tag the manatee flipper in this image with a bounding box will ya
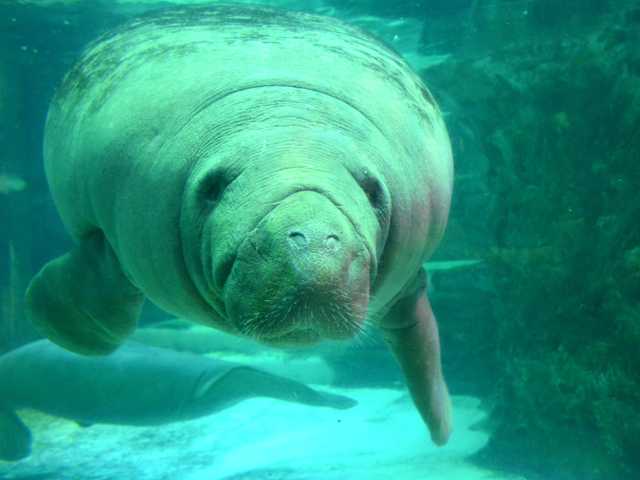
[211,367,357,410]
[381,268,452,446]
[25,231,144,355]
[0,409,32,461]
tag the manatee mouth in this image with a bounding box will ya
[235,283,368,345]
[221,189,373,345]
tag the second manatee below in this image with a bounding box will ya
[0,340,356,462]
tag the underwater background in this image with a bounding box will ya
[1,0,639,479]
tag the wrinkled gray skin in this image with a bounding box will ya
[26,6,453,445]
[0,340,355,461]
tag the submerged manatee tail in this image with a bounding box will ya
[0,409,32,461]
[216,367,357,410]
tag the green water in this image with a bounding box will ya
[1,1,639,479]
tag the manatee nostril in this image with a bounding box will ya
[325,234,340,251]
[288,231,308,248]
[288,231,341,251]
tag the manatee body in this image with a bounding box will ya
[26,6,453,444]
[0,340,355,461]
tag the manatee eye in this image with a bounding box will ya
[358,169,385,212]
[199,170,230,208]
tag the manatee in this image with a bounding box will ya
[0,339,356,461]
[26,6,454,444]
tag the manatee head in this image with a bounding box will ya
[183,135,390,346]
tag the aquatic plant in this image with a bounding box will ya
[0,287,12,354]
[424,2,640,478]
[0,243,36,354]
[1,243,20,354]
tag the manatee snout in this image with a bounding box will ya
[225,191,372,344]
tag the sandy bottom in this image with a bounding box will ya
[0,389,524,480]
